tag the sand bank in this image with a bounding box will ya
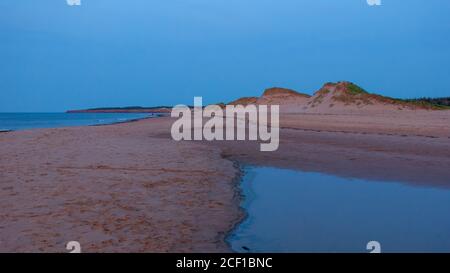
[0,118,241,252]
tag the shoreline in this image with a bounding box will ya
[87,113,167,127]
[0,113,161,133]
[222,160,247,252]
[1,111,450,252]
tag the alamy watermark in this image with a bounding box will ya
[170,97,280,152]
[67,0,81,6]
[366,241,381,253]
[66,241,81,253]
[367,0,381,6]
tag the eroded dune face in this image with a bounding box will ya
[228,96,259,106]
[227,81,450,114]
[258,87,311,107]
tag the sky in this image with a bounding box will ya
[1,0,450,112]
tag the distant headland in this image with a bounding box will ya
[67,106,173,114]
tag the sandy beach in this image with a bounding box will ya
[0,117,241,252]
[1,105,450,252]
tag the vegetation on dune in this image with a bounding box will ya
[402,97,450,109]
[346,83,369,95]
[331,82,372,105]
[372,95,450,110]
[330,82,450,110]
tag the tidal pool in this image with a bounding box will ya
[228,167,450,253]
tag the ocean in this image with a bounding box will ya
[0,113,153,131]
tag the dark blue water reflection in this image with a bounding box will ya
[229,167,450,253]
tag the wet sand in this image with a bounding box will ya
[209,111,450,187]
[1,110,450,252]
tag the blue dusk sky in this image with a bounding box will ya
[1,0,450,112]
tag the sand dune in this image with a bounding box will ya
[228,81,449,114]
[228,87,310,109]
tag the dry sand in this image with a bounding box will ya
[1,109,450,252]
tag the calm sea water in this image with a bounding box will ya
[228,167,450,253]
[0,113,153,131]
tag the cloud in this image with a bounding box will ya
[67,0,81,6]
[367,0,381,6]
